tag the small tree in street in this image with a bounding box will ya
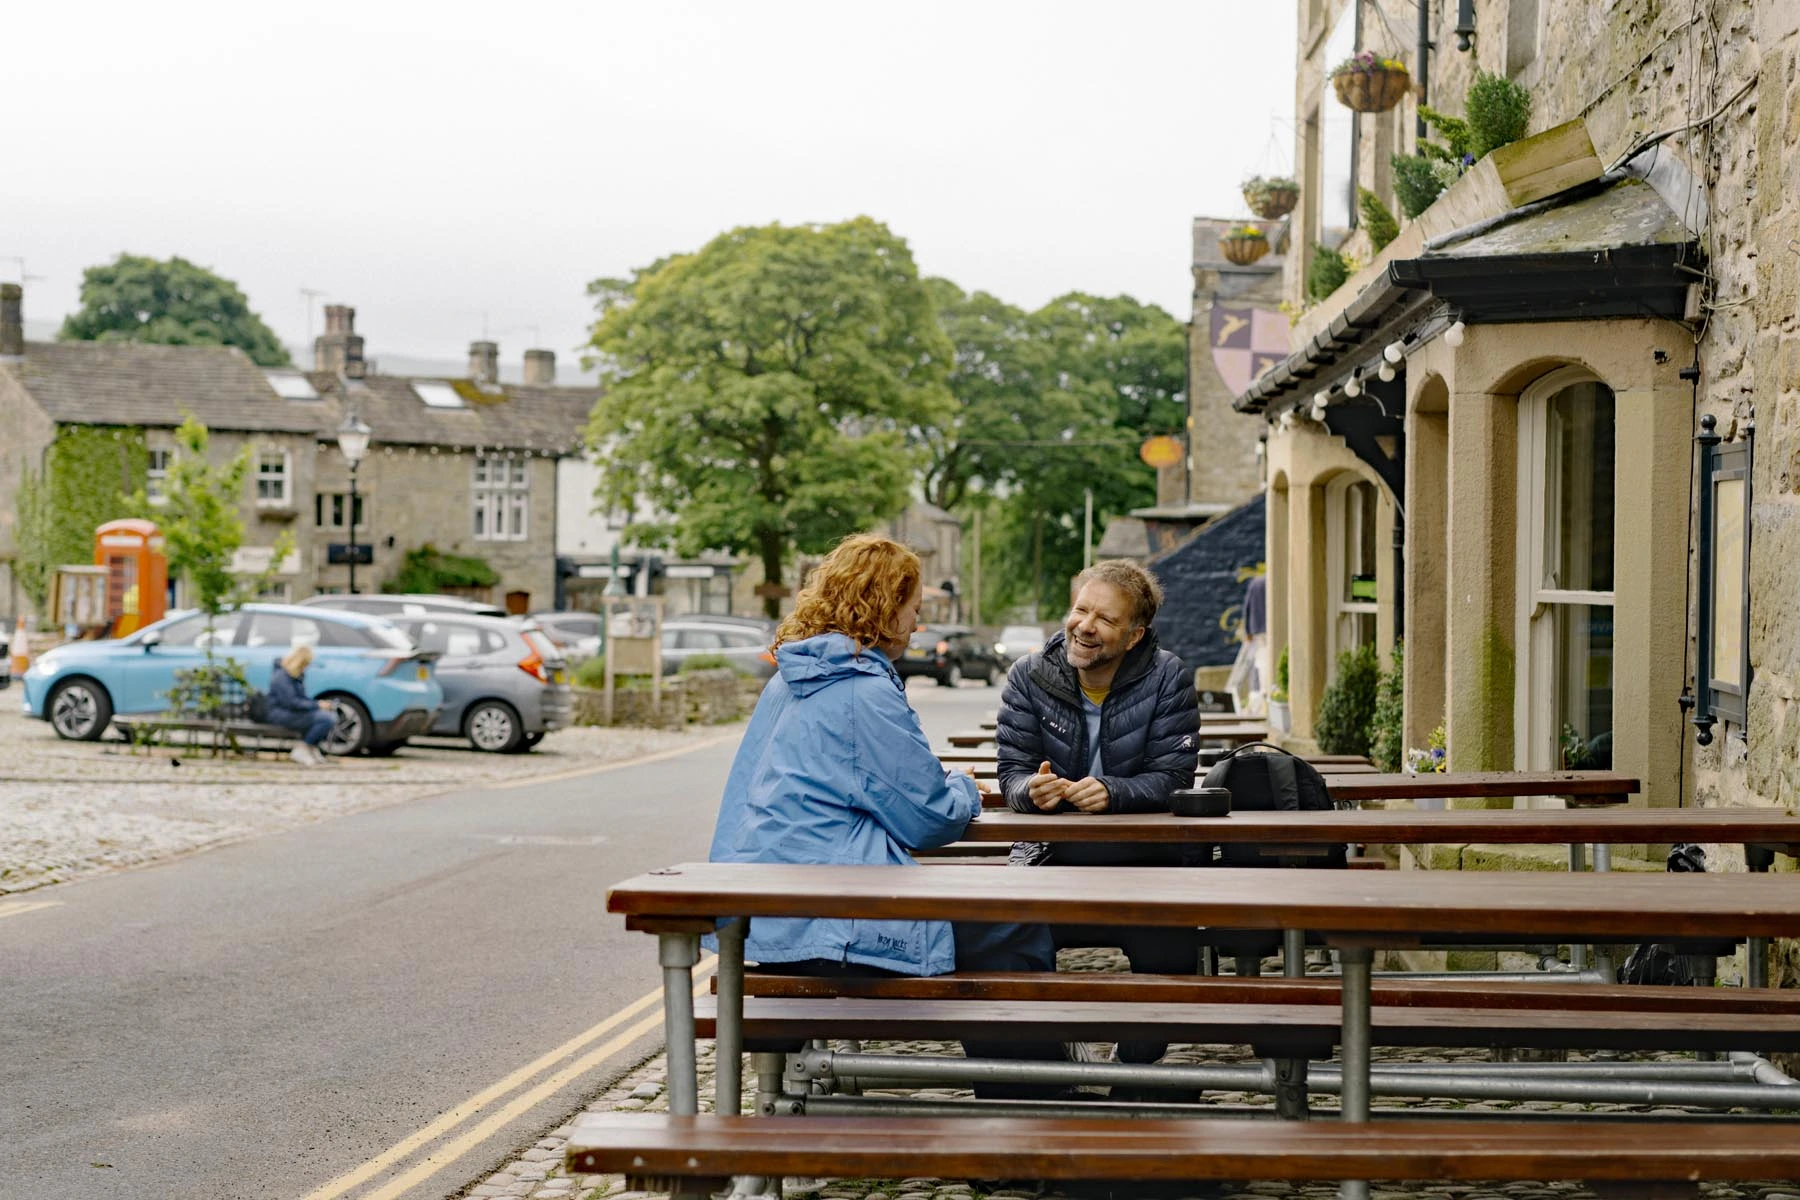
[130,416,291,716]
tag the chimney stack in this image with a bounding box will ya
[314,304,366,378]
[468,340,499,385]
[0,283,22,358]
[522,349,556,386]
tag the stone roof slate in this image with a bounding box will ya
[2,340,597,456]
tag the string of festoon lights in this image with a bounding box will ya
[1274,317,1465,433]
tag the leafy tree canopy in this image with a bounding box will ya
[585,217,954,615]
[60,254,291,367]
[929,289,1186,619]
[128,416,291,628]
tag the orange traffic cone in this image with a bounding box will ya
[9,616,28,678]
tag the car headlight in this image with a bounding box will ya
[31,655,59,676]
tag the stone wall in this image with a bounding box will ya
[571,670,761,729]
[1291,0,1800,982]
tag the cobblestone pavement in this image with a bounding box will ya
[0,703,732,895]
[468,950,1800,1200]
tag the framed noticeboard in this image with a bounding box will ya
[1691,414,1753,745]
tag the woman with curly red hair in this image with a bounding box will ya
[707,534,1066,1095]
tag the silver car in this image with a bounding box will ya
[389,614,571,752]
[660,616,777,680]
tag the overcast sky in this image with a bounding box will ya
[6,1,1297,370]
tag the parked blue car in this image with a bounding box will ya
[20,604,443,756]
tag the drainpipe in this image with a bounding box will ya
[1416,0,1431,141]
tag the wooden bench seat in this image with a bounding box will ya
[694,994,1800,1056]
[566,1112,1800,1189]
[115,714,306,754]
[730,970,1800,1015]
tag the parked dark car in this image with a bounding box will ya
[895,625,1002,687]
[387,614,571,752]
[660,615,777,680]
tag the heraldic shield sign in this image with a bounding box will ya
[1209,304,1289,396]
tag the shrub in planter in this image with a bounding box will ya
[1369,640,1404,772]
[1242,175,1299,220]
[1315,642,1381,756]
[1306,243,1350,302]
[1357,189,1399,252]
[1465,70,1532,159]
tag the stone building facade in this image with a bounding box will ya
[1234,0,1797,927]
[0,296,594,617]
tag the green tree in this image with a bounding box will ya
[60,254,291,366]
[915,279,1057,513]
[585,218,954,617]
[14,427,148,610]
[1000,292,1186,615]
[129,416,292,637]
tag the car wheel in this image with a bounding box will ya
[48,677,113,741]
[519,731,546,750]
[465,700,524,753]
[938,663,963,688]
[321,695,373,756]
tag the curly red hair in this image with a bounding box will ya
[775,534,921,652]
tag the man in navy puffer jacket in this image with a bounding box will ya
[997,560,1200,1089]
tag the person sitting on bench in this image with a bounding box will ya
[268,645,337,766]
[708,534,1070,1098]
[997,559,1200,1099]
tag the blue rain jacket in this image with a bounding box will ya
[707,632,980,975]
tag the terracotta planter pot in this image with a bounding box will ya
[1332,65,1410,113]
[1245,185,1299,220]
[1219,234,1270,266]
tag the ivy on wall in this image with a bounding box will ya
[385,544,498,595]
[15,425,148,609]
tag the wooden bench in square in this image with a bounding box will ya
[567,1112,1800,1196]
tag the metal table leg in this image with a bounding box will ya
[1337,945,1372,1200]
[1283,928,1306,978]
[659,932,701,1115]
[1592,842,1614,981]
[715,918,746,1115]
[1747,845,1773,988]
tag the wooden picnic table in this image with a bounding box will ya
[607,859,1800,1149]
[1196,721,1271,746]
[958,805,1800,856]
[1318,769,1637,809]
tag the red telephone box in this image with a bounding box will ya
[94,518,169,638]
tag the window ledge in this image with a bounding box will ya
[256,505,299,521]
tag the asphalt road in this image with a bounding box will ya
[0,675,1000,1200]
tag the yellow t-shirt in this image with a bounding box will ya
[1080,684,1109,707]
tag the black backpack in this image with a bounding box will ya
[246,689,269,723]
[1196,743,1343,967]
[1201,743,1344,868]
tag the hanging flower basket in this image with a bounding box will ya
[1242,176,1299,220]
[1331,52,1411,113]
[1219,225,1270,266]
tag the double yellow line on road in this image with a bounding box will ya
[303,955,718,1200]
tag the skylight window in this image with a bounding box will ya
[413,381,467,409]
[265,371,319,401]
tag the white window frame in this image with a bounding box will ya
[255,449,291,507]
[1324,472,1380,665]
[473,454,530,542]
[1513,366,1617,779]
[146,447,171,506]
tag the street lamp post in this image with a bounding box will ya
[336,409,372,594]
